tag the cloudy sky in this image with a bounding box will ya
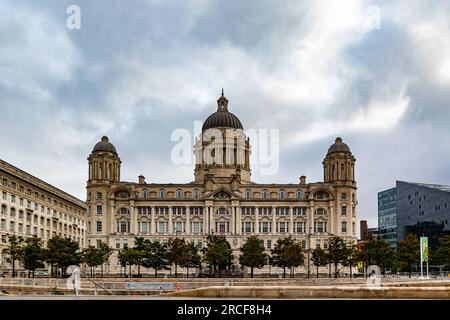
[1,0,450,233]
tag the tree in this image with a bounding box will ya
[45,236,81,276]
[5,235,24,278]
[98,241,113,277]
[342,242,358,277]
[133,237,147,276]
[434,235,450,270]
[166,238,190,277]
[326,236,348,278]
[239,236,267,278]
[180,242,201,278]
[362,236,397,276]
[81,246,103,278]
[118,247,140,277]
[202,234,233,277]
[20,236,45,278]
[397,234,420,277]
[140,240,169,278]
[311,247,328,278]
[271,237,304,278]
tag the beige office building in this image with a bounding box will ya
[86,93,358,274]
[0,159,87,270]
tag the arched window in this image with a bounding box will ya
[331,164,335,179]
[341,163,345,179]
[142,189,149,198]
[99,163,103,178]
[316,191,327,200]
[296,190,302,199]
[159,189,166,199]
[116,191,129,199]
[176,189,184,199]
[193,189,200,199]
[245,189,252,199]
[279,190,286,199]
[262,189,269,199]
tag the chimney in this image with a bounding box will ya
[138,175,145,184]
[299,175,306,185]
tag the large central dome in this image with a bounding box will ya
[202,91,243,132]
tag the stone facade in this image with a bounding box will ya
[86,93,358,274]
[0,159,87,269]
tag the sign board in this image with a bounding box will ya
[420,237,429,263]
[126,282,174,291]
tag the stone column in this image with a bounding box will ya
[329,202,335,235]
[168,206,173,235]
[150,206,155,235]
[289,207,294,234]
[110,202,115,234]
[255,207,259,234]
[130,205,136,234]
[237,207,242,235]
[209,206,215,233]
[272,206,276,235]
[203,206,208,234]
[231,206,235,234]
[186,206,190,235]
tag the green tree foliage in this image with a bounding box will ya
[166,238,190,277]
[44,236,81,276]
[434,235,450,269]
[342,241,358,277]
[239,236,267,278]
[202,234,233,277]
[326,236,348,278]
[20,236,45,278]
[360,236,397,276]
[397,234,420,277]
[5,235,24,278]
[310,247,328,278]
[81,246,104,277]
[140,240,169,278]
[271,236,304,278]
[180,242,201,278]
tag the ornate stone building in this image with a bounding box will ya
[0,159,87,270]
[86,93,357,274]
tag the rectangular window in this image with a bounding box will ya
[0,219,5,230]
[9,221,15,232]
[116,241,121,249]
[118,221,129,233]
[244,222,252,233]
[341,206,347,215]
[294,221,306,233]
[2,192,6,200]
[191,207,203,215]
[96,192,103,200]
[173,207,186,215]
[293,207,306,215]
[316,239,321,249]
[276,207,289,216]
[259,207,271,215]
[96,205,103,215]
[314,221,327,233]
[96,221,102,233]
[341,221,347,233]
[341,193,347,200]
[157,221,166,233]
[260,221,270,233]
[1,205,6,215]
[174,221,183,233]
[242,207,255,215]
[266,239,272,250]
[156,207,169,215]
[192,222,201,234]
[277,221,288,233]
[11,195,15,203]
[140,222,148,233]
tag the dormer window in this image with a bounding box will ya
[176,189,184,199]
[245,189,252,199]
[279,190,286,199]
[159,189,166,199]
[262,189,269,199]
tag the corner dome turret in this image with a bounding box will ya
[92,136,117,154]
[327,137,351,155]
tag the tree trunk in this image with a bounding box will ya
[12,259,15,278]
[283,266,286,278]
[175,264,177,278]
[334,263,338,278]
[316,266,319,278]
[101,264,104,278]
[138,264,141,276]
[186,266,189,278]
[155,268,158,278]
[328,264,331,278]
[350,266,353,278]
[251,266,254,278]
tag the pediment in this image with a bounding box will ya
[204,187,240,200]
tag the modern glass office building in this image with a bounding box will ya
[378,187,397,247]
[396,181,450,252]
